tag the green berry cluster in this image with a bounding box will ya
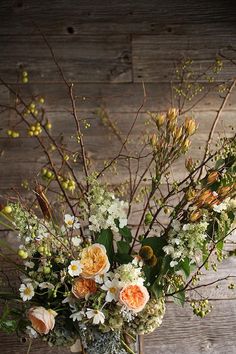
[41,168,55,181]
[7,129,20,138]
[21,70,29,84]
[60,178,76,192]
[28,122,42,136]
[190,299,212,318]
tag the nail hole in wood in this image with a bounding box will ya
[67,26,75,34]
[15,0,23,7]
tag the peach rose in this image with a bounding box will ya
[119,284,149,313]
[72,277,97,299]
[28,307,57,335]
[80,243,110,278]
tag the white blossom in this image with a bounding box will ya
[86,309,105,325]
[39,282,55,289]
[64,214,80,229]
[101,279,120,302]
[70,311,85,322]
[19,283,35,301]
[68,260,82,277]
[26,326,38,338]
[71,236,82,247]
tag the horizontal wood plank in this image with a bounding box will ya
[0,36,132,83]
[133,35,236,82]
[0,0,235,35]
[1,82,236,113]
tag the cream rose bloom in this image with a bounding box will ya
[119,284,150,313]
[28,307,57,335]
[80,243,110,278]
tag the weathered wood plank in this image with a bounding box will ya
[144,299,236,354]
[0,0,235,35]
[4,110,235,135]
[2,83,236,113]
[0,35,132,83]
[133,34,236,82]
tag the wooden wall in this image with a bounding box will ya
[0,1,236,353]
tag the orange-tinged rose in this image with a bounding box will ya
[28,307,57,335]
[80,243,110,278]
[119,284,149,313]
[72,277,97,299]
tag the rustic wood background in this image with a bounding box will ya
[0,0,236,353]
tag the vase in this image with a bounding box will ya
[70,330,144,354]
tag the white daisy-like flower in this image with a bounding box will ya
[70,310,85,322]
[19,283,35,301]
[64,214,80,229]
[86,309,105,325]
[68,260,82,277]
[71,236,82,247]
[101,279,120,302]
[26,326,38,338]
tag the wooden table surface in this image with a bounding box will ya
[0,1,236,353]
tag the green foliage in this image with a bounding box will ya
[118,226,132,243]
[0,303,18,334]
[172,291,185,307]
[96,229,114,263]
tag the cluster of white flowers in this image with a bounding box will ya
[88,182,128,233]
[163,220,209,267]
[113,262,145,287]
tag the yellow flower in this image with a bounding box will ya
[189,210,202,222]
[167,108,178,121]
[172,126,183,141]
[80,243,110,278]
[207,171,219,185]
[184,117,197,136]
[155,113,165,127]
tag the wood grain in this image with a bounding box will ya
[0,0,235,35]
[0,35,132,83]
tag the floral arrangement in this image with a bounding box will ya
[0,52,236,354]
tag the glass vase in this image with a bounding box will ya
[70,330,143,354]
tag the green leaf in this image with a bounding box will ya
[96,229,114,263]
[172,291,185,307]
[119,226,132,243]
[215,158,224,169]
[141,236,167,256]
[178,257,191,278]
[114,253,133,264]
[151,281,164,299]
[117,240,130,254]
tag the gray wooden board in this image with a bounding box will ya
[132,34,236,83]
[0,35,132,83]
[0,0,236,35]
[1,83,236,113]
